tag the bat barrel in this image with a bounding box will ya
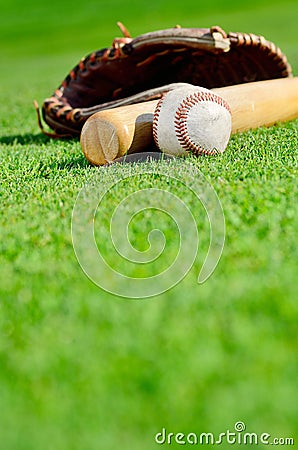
[80,100,158,165]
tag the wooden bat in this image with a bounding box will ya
[80,77,298,165]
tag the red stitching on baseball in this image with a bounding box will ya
[152,94,167,149]
[174,91,231,156]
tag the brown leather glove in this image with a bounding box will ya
[35,22,292,138]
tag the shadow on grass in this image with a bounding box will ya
[50,153,91,170]
[0,133,52,145]
[0,133,79,146]
[0,133,91,169]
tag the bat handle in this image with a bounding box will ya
[214,77,298,133]
[80,99,158,165]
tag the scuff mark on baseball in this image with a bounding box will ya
[153,85,232,156]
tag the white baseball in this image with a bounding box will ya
[153,85,232,156]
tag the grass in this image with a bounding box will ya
[0,0,298,449]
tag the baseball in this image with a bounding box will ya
[153,85,232,156]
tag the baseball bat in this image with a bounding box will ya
[80,77,298,165]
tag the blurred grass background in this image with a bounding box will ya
[0,1,298,449]
[1,0,298,83]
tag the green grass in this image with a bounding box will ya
[0,1,298,449]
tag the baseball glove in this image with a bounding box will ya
[35,22,292,138]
